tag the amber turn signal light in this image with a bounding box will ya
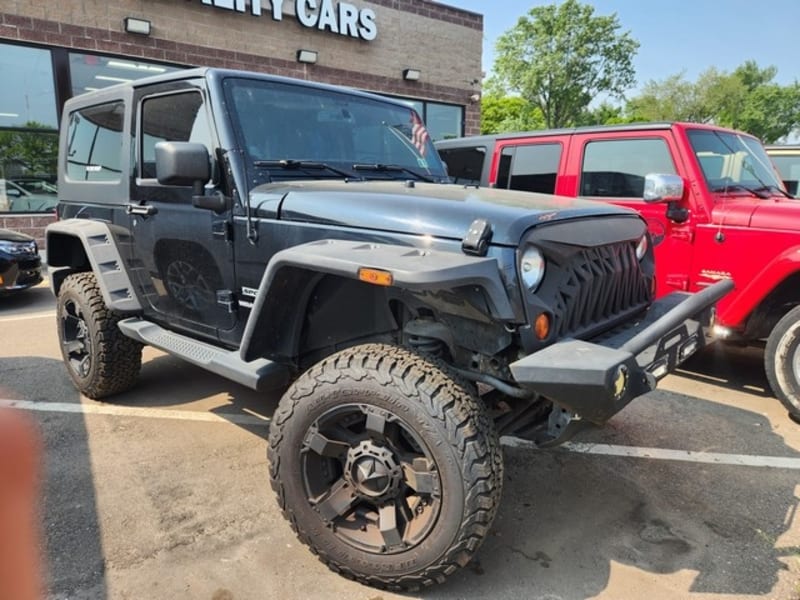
[534,313,550,340]
[358,267,393,286]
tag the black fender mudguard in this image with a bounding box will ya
[239,239,516,362]
[45,219,142,313]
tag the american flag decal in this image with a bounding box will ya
[410,111,430,157]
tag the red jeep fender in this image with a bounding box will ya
[717,245,800,327]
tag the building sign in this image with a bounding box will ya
[200,0,377,41]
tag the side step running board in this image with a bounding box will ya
[118,318,290,392]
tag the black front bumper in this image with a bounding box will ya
[509,279,734,424]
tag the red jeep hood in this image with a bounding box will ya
[749,197,800,230]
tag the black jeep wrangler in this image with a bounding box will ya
[46,68,731,590]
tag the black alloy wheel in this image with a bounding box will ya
[268,343,503,591]
[301,403,442,555]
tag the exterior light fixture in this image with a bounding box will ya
[296,49,318,64]
[402,68,421,81]
[124,17,151,36]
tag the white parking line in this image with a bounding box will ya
[502,436,800,469]
[0,399,269,427]
[3,398,799,470]
[0,310,56,323]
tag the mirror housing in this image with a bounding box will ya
[643,173,684,203]
[154,141,210,187]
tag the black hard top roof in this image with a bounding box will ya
[63,66,410,111]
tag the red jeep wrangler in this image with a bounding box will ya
[437,122,800,419]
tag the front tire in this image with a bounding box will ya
[268,344,503,591]
[57,272,143,399]
[765,305,800,419]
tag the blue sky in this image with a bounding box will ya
[444,0,800,94]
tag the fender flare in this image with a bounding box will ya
[45,219,142,313]
[239,239,516,362]
[718,244,800,328]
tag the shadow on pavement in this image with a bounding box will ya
[106,352,281,439]
[675,341,772,398]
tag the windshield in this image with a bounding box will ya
[687,129,784,195]
[224,77,447,183]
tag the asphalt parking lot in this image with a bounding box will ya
[1,282,799,600]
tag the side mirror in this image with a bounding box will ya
[154,141,210,187]
[643,173,684,203]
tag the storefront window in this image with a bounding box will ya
[69,54,181,96]
[382,95,464,142]
[425,102,462,141]
[0,43,58,129]
[0,43,58,213]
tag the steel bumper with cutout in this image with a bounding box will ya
[509,279,734,424]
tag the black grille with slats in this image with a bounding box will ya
[532,240,652,340]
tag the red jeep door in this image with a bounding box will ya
[562,132,696,296]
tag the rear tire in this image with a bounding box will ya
[268,343,502,591]
[764,305,800,419]
[57,272,142,399]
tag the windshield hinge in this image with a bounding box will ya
[211,219,232,241]
[462,218,492,256]
[216,290,237,313]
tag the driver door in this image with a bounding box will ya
[129,81,236,338]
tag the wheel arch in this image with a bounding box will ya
[243,266,398,366]
[45,219,142,312]
[744,270,800,340]
[239,239,517,364]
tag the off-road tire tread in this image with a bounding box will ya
[58,272,142,399]
[268,343,503,591]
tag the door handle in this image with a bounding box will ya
[126,203,158,216]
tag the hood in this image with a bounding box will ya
[749,196,800,230]
[0,228,35,243]
[249,180,634,246]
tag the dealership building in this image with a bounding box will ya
[0,0,483,245]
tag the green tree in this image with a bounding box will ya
[626,73,709,122]
[493,0,639,128]
[576,101,633,126]
[480,94,545,134]
[722,61,800,142]
[625,62,800,142]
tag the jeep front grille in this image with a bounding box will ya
[559,242,648,337]
[529,239,652,340]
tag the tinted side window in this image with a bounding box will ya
[508,143,561,194]
[438,146,486,185]
[581,138,676,198]
[140,92,210,178]
[66,101,125,182]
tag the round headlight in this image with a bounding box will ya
[635,233,649,260]
[521,246,545,291]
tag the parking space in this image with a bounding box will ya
[1,283,799,600]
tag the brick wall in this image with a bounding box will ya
[0,214,55,249]
[0,0,483,117]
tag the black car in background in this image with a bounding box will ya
[0,228,42,293]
